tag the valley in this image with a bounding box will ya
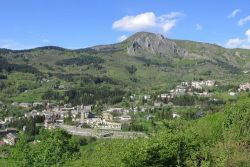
[0,32,250,166]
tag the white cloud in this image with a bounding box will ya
[113,12,156,31]
[225,38,244,48]
[112,12,183,33]
[246,29,250,41]
[161,20,177,32]
[241,44,250,49]
[195,24,202,31]
[117,35,128,42]
[159,12,183,20]
[238,15,250,26]
[228,9,240,18]
[225,29,250,49]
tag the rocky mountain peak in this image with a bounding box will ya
[126,32,187,57]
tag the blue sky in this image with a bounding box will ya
[0,0,250,49]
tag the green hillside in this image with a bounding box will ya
[0,32,250,105]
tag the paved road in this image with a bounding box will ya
[58,124,147,139]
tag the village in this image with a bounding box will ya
[0,80,250,145]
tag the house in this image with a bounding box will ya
[145,114,154,120]
[0,128,18,136]
[59,111,69,118]
[46,103,57,109]
[196,91,212,97]
[41,78,50,83]
[4,117,14,123]
[191,80,215,90]
[58,85,65,90]
[154,102,162,107]
[84,105,92,112]
[143,95,150,100]
[19,103,32,108]
[33,102,43,107]
[204,80,215,87]
[80,106,94,123]
[0,121,7,129]
[243,71,249,74]
[181,82,189,86]
[11,102,19,106]
[84,117,121,130]
[97,119,121,130]
[0,140,6,146]
[42,110,54,119]
[130,106,138,113]
[191,81,203,90]
[98,121,121,130]
[71,110,80,118]
[238,83,250,92]
[140,107,147,112]
[229,92,236,96]
[160,94,168,100]
[120,115,132,122]
[25,110,39,118]
[175,86,186,95]
[106,108,129,114]
[102,112,113,121]
[3,133,18,145]
[44,119,55,129]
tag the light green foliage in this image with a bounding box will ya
[64,139,133,167]
[7,129,82,167]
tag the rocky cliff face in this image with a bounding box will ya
[126,32,187,57]
[88,31,249,69]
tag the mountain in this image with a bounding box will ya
[93,32,249,68]
[125,32,187,57]
[0,32,250,103]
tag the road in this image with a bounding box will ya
[58,124,147,139]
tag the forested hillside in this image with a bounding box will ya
[0,32,250,107]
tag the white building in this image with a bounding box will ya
[3,133,18,145]
[238,83,250,92]
[120,115,132,121]
[25,110,40,118]
[106,108,129,114]
[229,92,236,96]
[204,80,215,87]
[33,102,43,107]
[160,94,168,99]
[144,95,150,100]
[19,103,32,108]
[191,81,203,89]
[172,113,181,118]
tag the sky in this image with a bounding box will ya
[0,0,250,50]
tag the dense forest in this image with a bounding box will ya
[55,56,104,66]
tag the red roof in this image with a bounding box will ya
[0,140,6,145]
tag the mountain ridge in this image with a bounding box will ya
[1,31,250,72]
[0,32,250,104]
[1,31,249,52]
